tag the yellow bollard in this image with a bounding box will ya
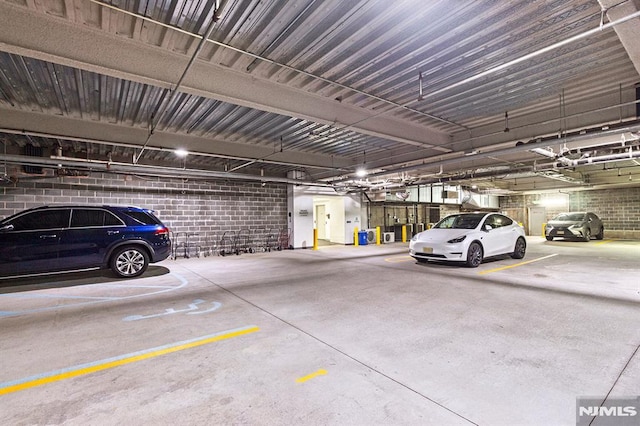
[402,225,407,243]
[542,223,546,238]
[354,227,359,246]
[376,226,381,245]
[313,228,318,250]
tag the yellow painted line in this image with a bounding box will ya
[478,254,558,275]
[385,256,414,263]
[594,239,615,246]
[296,369,328,383]
[0,325,259,396]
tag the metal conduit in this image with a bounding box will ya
[0,127,349,172]
[0,154,333,187]
[372,148,640,187]
[451,98,640,146]
[331,122,640,182]
[549,148,640,167]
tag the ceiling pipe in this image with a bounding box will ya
[451,98,640,146]
[0,154,334,187]
[382,147,640,187]
[0,127,348,172]
[544,147,640,168]
[330,122,640,183]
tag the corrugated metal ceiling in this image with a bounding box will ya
[0,0,639,191]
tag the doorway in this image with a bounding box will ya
[315,204,329,240]
[528,206,546,237]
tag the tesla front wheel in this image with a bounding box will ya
[466,242,483,267]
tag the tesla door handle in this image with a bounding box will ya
[107,230,120,235]
[40,234,57,239]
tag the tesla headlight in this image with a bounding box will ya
[447,235,467,243]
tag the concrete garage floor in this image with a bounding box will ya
[1,237,639,425]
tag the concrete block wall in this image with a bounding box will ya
[500,187,640,239]
[0,172,288,254]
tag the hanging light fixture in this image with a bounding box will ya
[355,150,367,177]
[174,148,189,158]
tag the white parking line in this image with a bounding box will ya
[0,272,188,318]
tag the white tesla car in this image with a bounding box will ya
[409,212,527,267]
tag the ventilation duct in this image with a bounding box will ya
[22,144,43,174]
[460,189,499,210]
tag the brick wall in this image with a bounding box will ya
[0,172,289,254]
[500,187,640,239]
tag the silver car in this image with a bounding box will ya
[545,212,604,242]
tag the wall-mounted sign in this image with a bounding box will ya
[299,209,309,216]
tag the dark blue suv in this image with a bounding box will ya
[0,205,171,278]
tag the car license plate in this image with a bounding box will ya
[556,231,564,235]
[423,247,433,254]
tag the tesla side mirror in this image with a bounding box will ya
[0,224,14,232]
[484,224,493,232]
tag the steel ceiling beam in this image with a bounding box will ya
[0,108,352,171]
[0,2,451,153]
[599,0,640,75]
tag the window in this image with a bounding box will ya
[555,213,585,221]
[486,214,513,229]
[435,214,484,229]
[71,209,123,227]
[123,210,162,225]
[8,209,70,231]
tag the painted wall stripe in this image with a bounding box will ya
[296,369,328,383]
[0,325,259,395]
[478,254,559,275]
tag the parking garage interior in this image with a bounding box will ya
[1,1,639,425]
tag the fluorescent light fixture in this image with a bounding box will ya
[533,195,568,207]
[355,168,368,177]
[175,148,189,158]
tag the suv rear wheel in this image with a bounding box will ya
[110,246,149,278]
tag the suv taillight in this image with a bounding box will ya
[155,227,169,235]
